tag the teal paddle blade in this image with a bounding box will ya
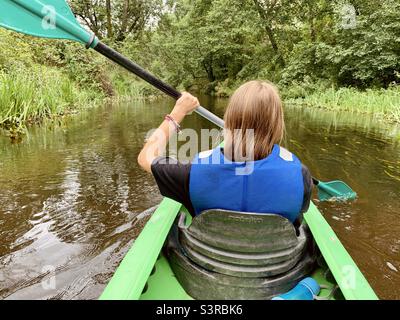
[0,0,97,47]
[317,180,357,202]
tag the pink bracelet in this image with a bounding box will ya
[165,114,182,134]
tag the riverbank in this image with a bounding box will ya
[0,71,156,141]
[0,65,153,134]
[0,65,101,135]
[216,82,400,124]
[284,86,400,124]
[1,30,399,138]
[2,77,399,142]
[0,29,159,140]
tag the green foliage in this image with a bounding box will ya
[68,0,163,41]
[281,0,400,88]
[62,44,115,95]
[142,0,262,93]
[327,0,400,87]
[0,29,106,132]
[0,64,99,128]
[142,0,400,94]
[109,69,160,99]
[286,85,400,123]
[0,30,35,70]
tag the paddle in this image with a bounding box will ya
[0,0,356,202]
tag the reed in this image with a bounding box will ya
[286,86,400,123]
[0,65,100,129]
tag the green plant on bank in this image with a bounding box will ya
[285,85,400,123]
[0,27,162,137]
[0,65,103,129]
[0,29,110,137]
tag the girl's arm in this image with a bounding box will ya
[137,92,200,173]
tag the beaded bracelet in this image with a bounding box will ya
[165,114,182,134]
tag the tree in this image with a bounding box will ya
[68,0,163,41]
[70,0,400,92]
[146,0,261,92]
[105,0,113,39]
[252,0,292,67]
[322,0,400,87]
[279,0,400,89]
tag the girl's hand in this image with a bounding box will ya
[138,92,200,173]
[172,92,200,118]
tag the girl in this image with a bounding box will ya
[138,80,312,227]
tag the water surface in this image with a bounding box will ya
[0,97,399,299]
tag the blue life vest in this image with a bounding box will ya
[189,144,304,223]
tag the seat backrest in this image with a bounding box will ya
[181,209,301,252]
[177,209,310,278]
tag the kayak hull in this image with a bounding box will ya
[100,200,378,300]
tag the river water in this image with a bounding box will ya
[0,97,399,300]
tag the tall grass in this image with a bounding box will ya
[286,86,400,123]
[0,65,101,130]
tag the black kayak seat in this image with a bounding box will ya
[166,209,318,300]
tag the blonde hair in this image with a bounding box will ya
[224,80,285,162]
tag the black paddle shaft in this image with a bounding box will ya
[94,42,224,128]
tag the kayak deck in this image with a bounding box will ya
[100,199,378,300]
[140,254,342,300]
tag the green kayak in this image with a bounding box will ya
[99,199,378,300]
